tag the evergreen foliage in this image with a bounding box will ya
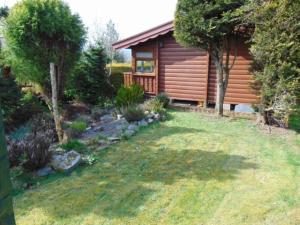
[66,44,113,104]
[4,0,86,96]
[248,0,300,122]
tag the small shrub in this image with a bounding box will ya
[65,44,113,104]
[7,113,57,170]
[116,84,144,108]
[60,139,87,154]
[23,133,53,170]
[0,76,22,122]
[69,120,87,133]
[143,98,166,114]
[123,105,145,122]
[155,93,170,108]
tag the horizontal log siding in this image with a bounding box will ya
[159,36,208,101]
[208,42,259,104]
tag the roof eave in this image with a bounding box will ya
[112,20,174,50]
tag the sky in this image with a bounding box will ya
[1,0,178,40]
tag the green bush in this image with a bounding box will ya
[109,64,131,92]
[66,44,113,104]
[0,75,22,121]
[60,140,87,154]
[69,120,87,133]
[249,0,300,124]
[116,84,144,108]
[143,98,165,114]
[155,93,170,108]
[123,105,145,122]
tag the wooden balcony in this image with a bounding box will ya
[123,72,157,95]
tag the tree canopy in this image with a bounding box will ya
[4,0,86,95]
[175,0,246,51]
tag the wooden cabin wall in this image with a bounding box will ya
[130,33,258,105]
[158,34,208,102]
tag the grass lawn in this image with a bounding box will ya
[14,110,300,225]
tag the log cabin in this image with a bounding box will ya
[112,21,259,109]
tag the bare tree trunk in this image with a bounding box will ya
[57,57,65,100]
[50,63,63,143]
[213,37,236,116]
[0,108,16,225]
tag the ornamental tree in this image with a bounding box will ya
[5,0,86,142]
[175,0,248,116]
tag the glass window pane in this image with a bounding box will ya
[136,51,153,59]
[136,60,154,73]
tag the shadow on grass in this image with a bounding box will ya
[16,125,258,221]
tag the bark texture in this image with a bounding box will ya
[50,63,64,143]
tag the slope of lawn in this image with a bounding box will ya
[14,110,300,225]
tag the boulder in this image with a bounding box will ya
[124,129,136,137]
[51,150,81,173]
[100,114,115,123]
[107,137,121,143]
[147,118,154,124]
[36,166,54,177]
[138,120,148,127]
[128,124,138,131]
[153,113,161,120]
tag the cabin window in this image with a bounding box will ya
[135,51,154,73]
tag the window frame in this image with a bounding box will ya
[133,47,156,76]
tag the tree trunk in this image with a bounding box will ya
[213,37,235,116]
[212,50,226,116]
[50,63,64,143]
[57,65,65,100]
[0,109,16,225]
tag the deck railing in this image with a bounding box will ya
[123,72,156,95]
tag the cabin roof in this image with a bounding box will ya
[112,21,174,50]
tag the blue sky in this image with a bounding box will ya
[1,0,178,40]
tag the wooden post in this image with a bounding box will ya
[204,51,210,108]
[0,108,16,225]
[155,40,159,95]
[50,63,63,143]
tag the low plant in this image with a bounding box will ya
[7,113,57,171]
[143,98,166,114]
[116,84,144,108]
[122,105,145,122]
[69,120,87,133]
[155,93,170,108]
[60,139,87,154]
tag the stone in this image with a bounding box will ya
[148,118,154,124]
[153,114,161,120]
[138,120,148,127]
[100,114,115,123]
[128,124,138,131]
[51,150,81,173]
[107,137,121,143]
[36,166,54,177]
[124,129,136,137]
[98,139,107,145]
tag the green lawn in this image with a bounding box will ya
[15,111,300,225]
